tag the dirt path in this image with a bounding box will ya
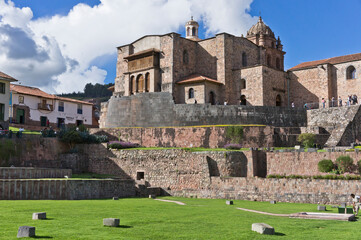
[236,207,290,217]
[154,199,186,205]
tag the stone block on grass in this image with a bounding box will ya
[103,218,120,227]
[149,195,156,199]
[32,212,46,220]
[226,200,233,205]
[270,201,276,204]
[17,226,35,238]
[252,223,274,235]
[113,197,119,200]
[317,205,326,211]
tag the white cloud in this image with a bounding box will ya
[0,0,256,93]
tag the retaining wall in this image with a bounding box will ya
[101,92,307,128]
[0,167,72,179]
[170,177,359,205]
[267,151,361,176]
[0,179,136,200]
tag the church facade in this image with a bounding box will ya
[100,17,360,128]
[113,17,287,107]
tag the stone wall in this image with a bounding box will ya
[171,177,359,205]
[100,92,306,128]
[91,125,303,148]
[267,151,361,176]
[0,167,72,179]
[0,179,136,200]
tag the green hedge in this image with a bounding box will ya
[318,159,334,173]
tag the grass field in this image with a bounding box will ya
[1,197,361,239]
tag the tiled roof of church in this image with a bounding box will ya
[177,74,223,85]
[289,52,361,71]
[0,71,17,81]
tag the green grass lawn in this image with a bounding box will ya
[1,197,361,239]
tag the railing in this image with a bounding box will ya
[38,103,53,111]
[304,100,357,110]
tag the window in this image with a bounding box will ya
[347,66,356,79]
[276,94,282,106]
[77,104,82,114]
[0,82,5,94]
[18,96,24,104]
[276,58,280,70]
[0,103,4,121]
[145,73,150,92]
[137,74,144,93]
[188,88,194,99]
[76,120,83,126]
[240,79,246,89]
[267,55,271,66]
[183,50,189,64]
[137,171,145,180]
[242,52,247,67]
[40,116,47,127]
[58,101,64,112]
[130,76,136,95]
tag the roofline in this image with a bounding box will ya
[289,58,361,71]
[0,76,17,82]
[117,32,181,49]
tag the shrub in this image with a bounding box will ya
[108,141,140,149]
[297,133,315,148]
[335,155,354,173]
[357,160,361,174]
[95,135,109,143]
[225,126,244,144]
[224,143,242,150]
[318,159,334,173]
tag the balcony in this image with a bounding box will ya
[38,103,53,111]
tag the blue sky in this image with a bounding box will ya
[3,0,361,92]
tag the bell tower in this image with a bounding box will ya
[185,16,200,40]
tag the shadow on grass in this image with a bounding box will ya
[32,236,53,239]
[41,218,54,220]
[118,225,133,228]
[274,232,286,236]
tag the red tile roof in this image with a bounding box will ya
[289,52,361,71]
[176,74,223,85]
[0,71,17,81]
[10,84,92,105]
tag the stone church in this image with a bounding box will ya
[100,17,360,128]
[113,16,287,107]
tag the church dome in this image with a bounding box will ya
[247,16,275,38]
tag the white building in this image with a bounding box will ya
[0,71,17,129]
[10,84,93,129]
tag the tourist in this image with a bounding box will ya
[194,99,197,104]
[321,98,325,108]
[291,102,295,108]
[354,94,358,105]
[331,97,335,107]
[224,101,228,105]
[304,103,309,110]
[350,194,361,215]
[339,96,342,107]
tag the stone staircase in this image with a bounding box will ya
[307,105,361,147]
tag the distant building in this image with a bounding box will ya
[0,71,17,129]
[289,53,361,107]
[10,84,94,130]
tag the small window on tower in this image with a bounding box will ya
[242,52,247,67]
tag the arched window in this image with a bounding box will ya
[242,52,247,67]
[240,79,246,89]
[192,27,196,36]
[240,95,246,105]
[136,74,144,93]
[145,73,150,92]
[267,55,271,66]
[183,50,189,64]
[188,88,194,99]
[276,58,280,70]
[130,76,134,95]
[187,27,191,36]
[347,66,356,79]
[131,76,136,94]
[276,95,282,106]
